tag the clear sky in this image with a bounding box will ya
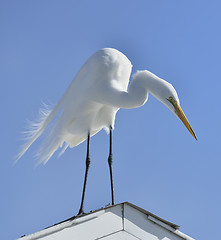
[1,1,220,239]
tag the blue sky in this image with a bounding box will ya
[1,1,221,239]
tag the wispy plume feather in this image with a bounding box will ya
[16,95,65,164]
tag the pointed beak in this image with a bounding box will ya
[174,103,197,140]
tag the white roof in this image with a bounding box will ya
[18,202,195,240]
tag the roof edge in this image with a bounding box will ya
[124,202,180,230]
[18,201,185,240]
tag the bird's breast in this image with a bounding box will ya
[64,101,118,135]
[93,105,119,130]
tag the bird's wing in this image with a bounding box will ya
[16,59,102,163]
[17,48,132,163]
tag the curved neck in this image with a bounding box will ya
[127,70,171,107]
[126,70,165,109]
[126,78,149,109]
[93,70,165,109]
[130,71,166,96]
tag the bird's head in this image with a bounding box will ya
[138,70,197,140]
[165,94,197,140]
[156,77,197,140]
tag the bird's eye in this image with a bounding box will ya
[167,96,173,103]
[167,96,177,107]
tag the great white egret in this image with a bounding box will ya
[18,48,196,215]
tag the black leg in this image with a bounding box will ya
[108,127,115,205]
[78,133,91,215]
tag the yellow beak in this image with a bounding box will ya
[174,103,197,140]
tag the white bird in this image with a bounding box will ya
[18,48,196,214]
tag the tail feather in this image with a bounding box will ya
[38,132,88,164]
[36,126,62,165]
[16,96,65,163]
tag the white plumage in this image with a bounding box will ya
[18,48,196,164]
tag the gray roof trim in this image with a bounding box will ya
[124,202,180,230]
[19,201,180,239]
[46,201,179,230]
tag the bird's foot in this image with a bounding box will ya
[77,207,85,215]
